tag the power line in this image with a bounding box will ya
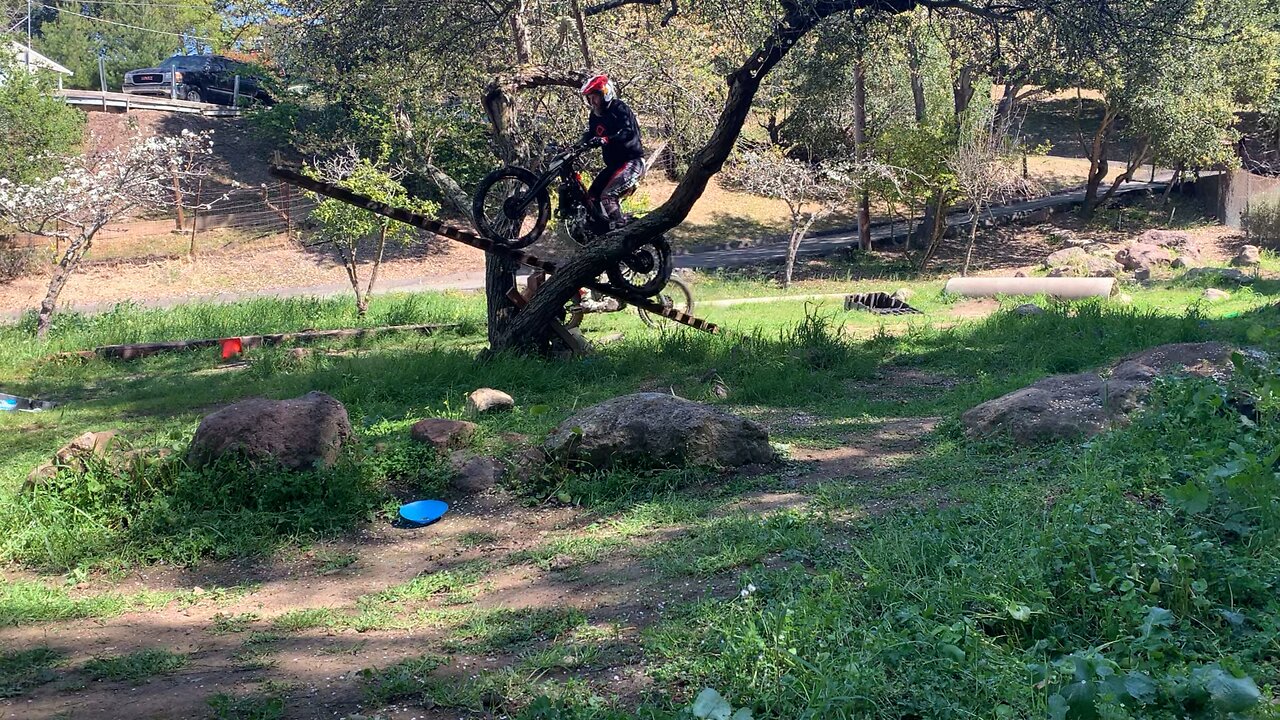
[41,0,211,9]
[49,5,216,40]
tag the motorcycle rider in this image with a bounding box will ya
[579,74,645,232]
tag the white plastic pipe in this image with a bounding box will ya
[943,276,1115,299]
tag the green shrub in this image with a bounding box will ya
[1243,194,1280,246]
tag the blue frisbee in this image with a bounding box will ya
[398,499,449,527]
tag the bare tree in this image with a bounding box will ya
[0,131,218,338]
[948,108,1036,275]
[730,147,855,288]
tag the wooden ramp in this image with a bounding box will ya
[57,89,242,117]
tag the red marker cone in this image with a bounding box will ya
[220,337,243,360]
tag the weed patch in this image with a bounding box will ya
[84,649,187,683]
[0,647,64,698]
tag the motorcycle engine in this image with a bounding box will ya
[561,207,593,246]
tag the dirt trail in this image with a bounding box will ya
[0,396,949,720]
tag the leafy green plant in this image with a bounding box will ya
[0,648,64,698]
[84,649,187,682]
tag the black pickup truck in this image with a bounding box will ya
[122,55,272,106]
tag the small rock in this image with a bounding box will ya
[1014,304,1045,316]
[54,430,120,466]
[890,288,915,302]
[1232,245,1262,267]
[466,388,514,414]
[1134,229,1193,249]
[24,463,57,490]
[505,447,548,485]
[1134,268,1151,282]
[1202,288,1230,302]
[410,418,478,451]
[544,393,773,469]
[1047,228,1080,244]
[192,586,205,596]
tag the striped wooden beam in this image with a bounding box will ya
[270,164,719,335]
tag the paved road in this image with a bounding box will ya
[674,177,1173,269]
[2,177,1174,321]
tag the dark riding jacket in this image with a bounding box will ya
[582,99,644,167]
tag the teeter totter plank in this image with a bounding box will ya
[269,164,718,335]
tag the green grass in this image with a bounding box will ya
[0,580,174,626]
[3,245,1280,718]
[0,647,64,698]
[83,648,187,683]
[207,690,286,720]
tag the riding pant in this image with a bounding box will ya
[587,158,646,223]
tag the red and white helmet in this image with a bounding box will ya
[579,74,616,104]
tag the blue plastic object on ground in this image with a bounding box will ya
[398,499,449,527]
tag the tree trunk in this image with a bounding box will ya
[36,232,93,339]
[509,0,532,64]
[491,1,844,353]
[568,0,593,68]
[478,66,587,350]
[336,243,365,316]
[361,224,389,316]
[853,54,871,251]
[915,193,948,273]
[784,228,801,289]
[1097,139,1150,210]
[952,65,975,117]
[1080,104,1117,220]
[962,212,980,276]
[906,37,927,125]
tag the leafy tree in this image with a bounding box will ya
[305,151,440,316]
[35,0,221,90]
[0,56,85,184]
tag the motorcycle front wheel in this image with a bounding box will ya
[606,235,673,299]
[472,166,550,249]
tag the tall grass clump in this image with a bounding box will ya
[645,354,1280,719]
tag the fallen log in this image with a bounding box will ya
[90,323,459,360]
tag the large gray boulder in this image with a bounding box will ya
[962,343,1235,444]
[1115,243,1174,272]
[188,391,352,470]
[544,393,774,468]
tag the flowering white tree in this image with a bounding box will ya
[0,130,217,338]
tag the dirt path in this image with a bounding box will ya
[0,397,945,719]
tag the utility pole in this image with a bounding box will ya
[26,0,33,70]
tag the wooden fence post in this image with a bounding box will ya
[188,177,203,257]
[172,170,185,230]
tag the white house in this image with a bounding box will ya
[5,41,74,89]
